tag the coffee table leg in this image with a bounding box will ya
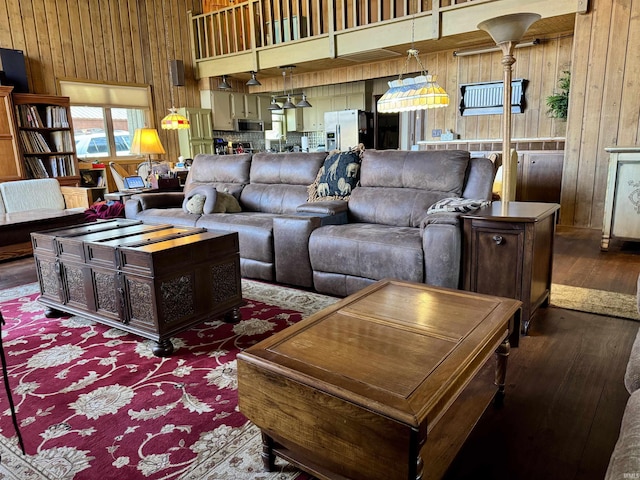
[260,432,275,471]
[223,307,242,324]
[152,339,174,357]
[44,307,66,318]
[494,338,510,406]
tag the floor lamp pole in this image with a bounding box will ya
[500,42,516,213]
[477,13,541,214]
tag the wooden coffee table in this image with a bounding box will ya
[32,219,242,356]
[237,279,521,480]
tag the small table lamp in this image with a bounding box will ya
[130,128,166,188]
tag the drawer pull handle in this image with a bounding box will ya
[492,235,504,245]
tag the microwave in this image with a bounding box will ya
[234,119,264,132]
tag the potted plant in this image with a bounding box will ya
[546,70,570,120]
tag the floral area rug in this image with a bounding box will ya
[0,280,338,479]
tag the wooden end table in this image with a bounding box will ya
[238,279,521,480]
[462,201,560,335]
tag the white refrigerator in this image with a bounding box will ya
[324,110,370,151]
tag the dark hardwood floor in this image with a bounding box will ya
[553,225,640,295]
[0,226,639,479]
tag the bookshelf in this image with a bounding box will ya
[12,93,79,186]
[0,86,23,182]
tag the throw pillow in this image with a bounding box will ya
[426,197,491,214]
[182,185,242,214]
[186,194,206,214]
[308,145,364,202]
[214,191,242,213]
[183,185,218,214]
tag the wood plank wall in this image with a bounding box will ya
[561,0,640,228]
[0,0,202,162]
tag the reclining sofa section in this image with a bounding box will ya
[125,150,495,296]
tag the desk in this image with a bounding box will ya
[105,186,182,204]
[238,279,521,480]
[104,190,157,203]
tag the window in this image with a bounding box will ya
[59,80,153,159]
[71,106,144,159]
[459,79,528,116]
[265,111,286,151]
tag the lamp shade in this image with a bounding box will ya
[246,71,261,86]
[130,128,166,155]
[267,97,282,110]
[161,108,190,130]
[282,95,296,109]
[296,93,312,108]
[477,13,541,44]
[377,75,449,113]
[218,75,231,89]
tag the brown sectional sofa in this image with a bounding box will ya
[124,150,496,296]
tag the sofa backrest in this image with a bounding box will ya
[184,153,252,199]
[348,149,476,227]
[0,178,66,213]
[241,152,327,214]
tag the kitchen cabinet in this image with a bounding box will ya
[201,90,233,131]
[286,107,303,132]
[177,108,214,159]
[258,96,273,129]
[302,97,332,132]
[232,94,260,120]
[346,93,366,110]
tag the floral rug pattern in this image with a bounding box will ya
[0,280,337,479]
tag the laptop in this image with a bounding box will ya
[123,175,147,192]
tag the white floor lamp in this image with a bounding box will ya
[478,13,541,210]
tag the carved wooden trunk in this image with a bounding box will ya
[32,219,242,356]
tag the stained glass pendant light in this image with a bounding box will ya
[377,4,449,114]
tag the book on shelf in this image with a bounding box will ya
[19,130,52,153]
[25,157,49,179]
[50,131,72,152]
[15,104,45,128]
[45,106,69,128]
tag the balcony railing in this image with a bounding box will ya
[192,0,480,62]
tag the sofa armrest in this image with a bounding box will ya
[296,201,349,226]
[421,213,462,289]
[124,192,184,219]
[296,200,349,216]
[274,215,323,288]
[136,192,185,210]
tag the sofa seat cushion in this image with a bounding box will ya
[605,389,640,480]
[309,223,424,282]
[133,208,200,227]
[195,213,277,264]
